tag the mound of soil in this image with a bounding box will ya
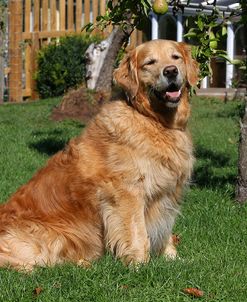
[51,86,110,123]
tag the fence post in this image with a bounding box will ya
[30,32,39,100]
[8,0,23,102]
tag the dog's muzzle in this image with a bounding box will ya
[153,65,183,107]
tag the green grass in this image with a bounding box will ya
[0,97,247,302]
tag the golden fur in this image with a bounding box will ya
[0,39,199,270]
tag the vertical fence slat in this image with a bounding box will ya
[100,0,106,15]
[137,30,143,45]
[50,0,57,31]
[25,0,31,32]
[68,0,74,30]
[42,0,48,31]
[92,0,98,24]
[130,30,137,48]
[33,0,40,31]
[60,0,66,30]
[30,32,39,100]
[24,43,32,97]
[84,0,90,25]
[76,0,82,31]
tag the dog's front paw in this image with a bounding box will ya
[77,258,91,268]
[162,235,179,260]
[163,246,178,260]
[121,251,150,268]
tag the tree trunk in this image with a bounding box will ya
[85,26,133,93]
[236,99,247,203]
[235,1,247,203]
[85,28,118,90]
[95,27,132,92]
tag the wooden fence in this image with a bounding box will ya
[8,0,143,102]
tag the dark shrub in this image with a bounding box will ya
[35,34,101,98]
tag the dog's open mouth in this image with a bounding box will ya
[154,83,182,105]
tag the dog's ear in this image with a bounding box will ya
[178,42,200,87]
[113,50,139,99]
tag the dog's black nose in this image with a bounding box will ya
[163,65,178,78]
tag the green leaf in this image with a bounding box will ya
[217,53,231,62]
[197,18,204,31]
[222,26,227,36]
[140,0,152,16]
[82,22,94,33]
[106,1,113,10]
[230,59,243,65]
[183,32,197,38]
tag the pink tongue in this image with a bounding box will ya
[165,90,181,98]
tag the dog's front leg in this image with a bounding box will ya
[101,188,150,266]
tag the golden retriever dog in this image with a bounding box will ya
[0,39,199,270]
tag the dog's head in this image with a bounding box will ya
[114,39,199,110]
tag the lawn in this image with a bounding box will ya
[0,97,246,302]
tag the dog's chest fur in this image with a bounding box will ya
[98,102,194,198]
[94,102,194,252]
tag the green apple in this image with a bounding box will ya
[209,32,218,50]
[152,0,168,15]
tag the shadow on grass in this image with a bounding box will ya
[193,145,237,190]
[29,129,72,156]
[195,146,231,167]
[215,101,245,120]
[29,138,67,156]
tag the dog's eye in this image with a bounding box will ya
[145,59,157,66]
[172,54,181,60]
